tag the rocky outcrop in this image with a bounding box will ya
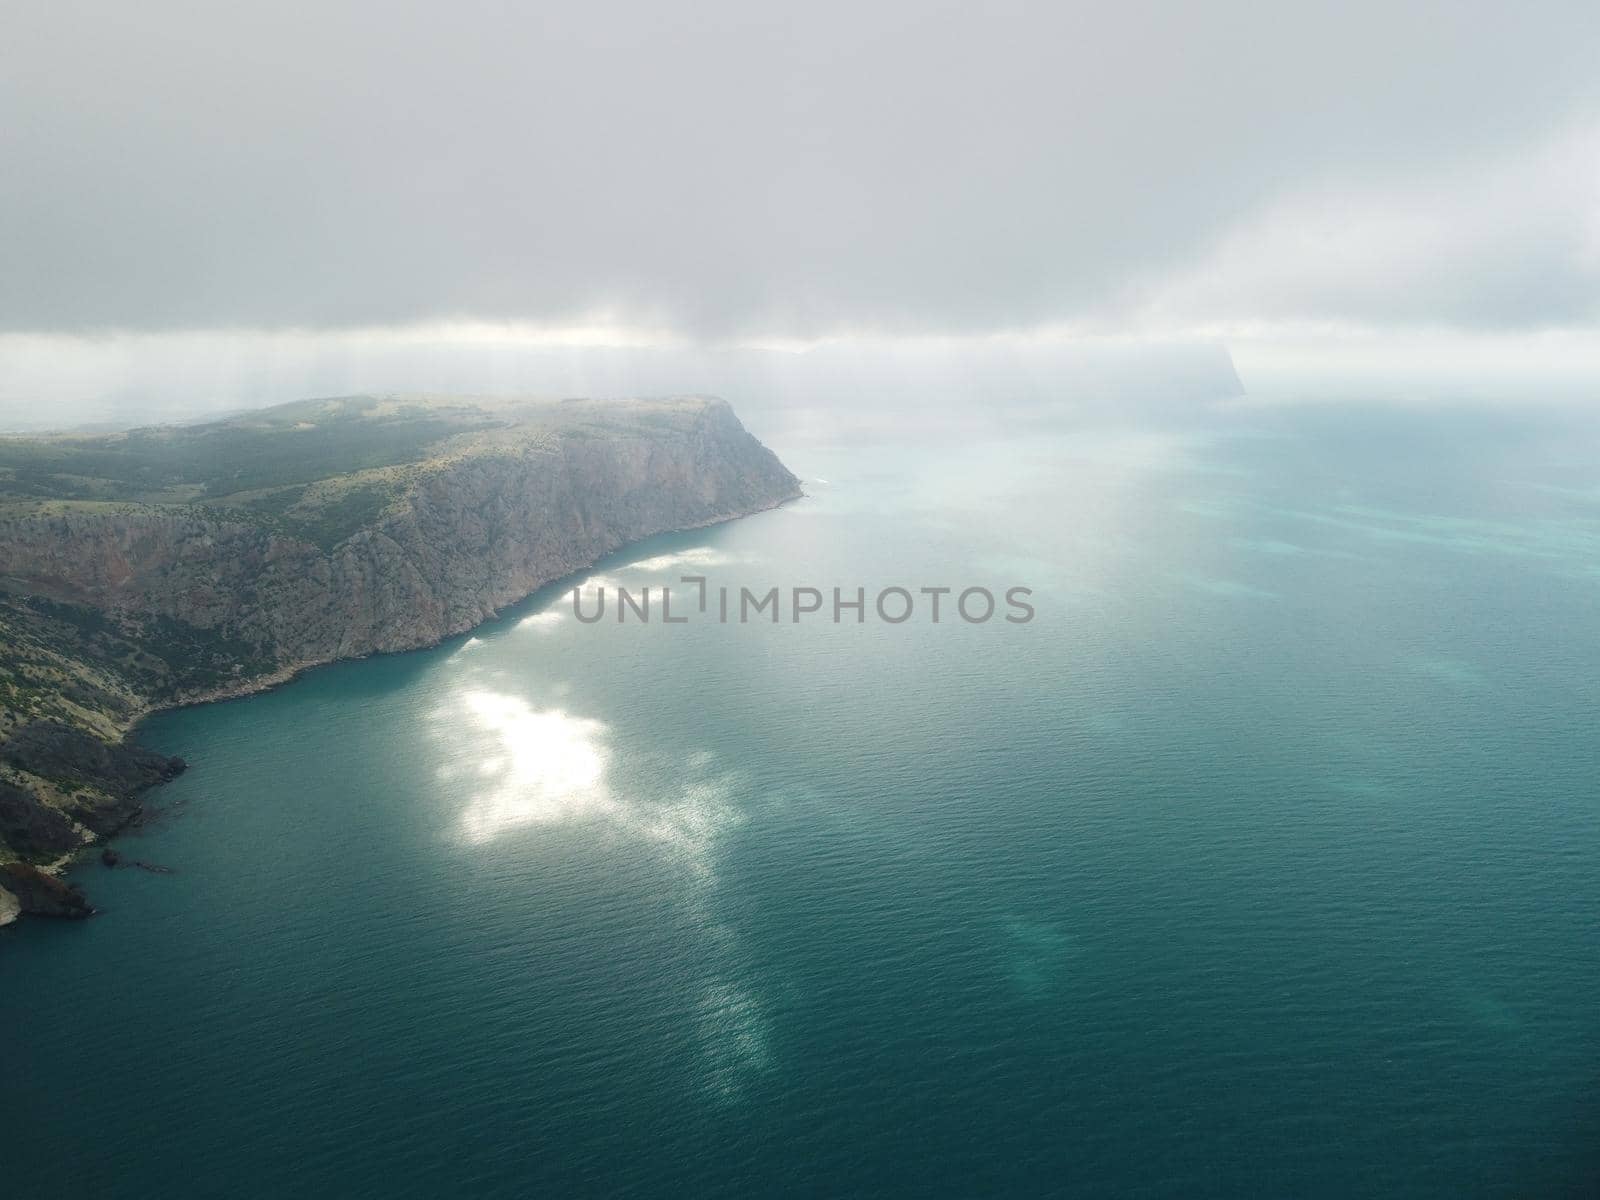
[0,723,182,861]
[0,862,93,918]
[1,720,185,797]
[0,778,84,859]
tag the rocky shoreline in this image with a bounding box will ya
[0,395,801,926]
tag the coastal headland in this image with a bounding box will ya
[0,394,800,922]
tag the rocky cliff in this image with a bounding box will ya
[0,394,800,918]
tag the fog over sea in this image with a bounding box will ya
[5,395,1598,1196]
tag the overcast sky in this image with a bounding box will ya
[3,1,1600,416]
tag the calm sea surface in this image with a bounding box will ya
[5,402,1598,1196]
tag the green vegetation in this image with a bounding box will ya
[0,393,718,547]
[0,594,273,731]
[0,396,496,508]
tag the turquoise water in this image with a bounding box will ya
[5,403,1599,1196]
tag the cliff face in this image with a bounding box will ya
[0,395,800,895]
[1,398,796,672]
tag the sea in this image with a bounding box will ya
[4,398,1598,1197]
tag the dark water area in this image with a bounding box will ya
[5,401,1599,1197]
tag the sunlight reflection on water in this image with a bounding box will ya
[441,689,613,842]
[432,683,771,1098]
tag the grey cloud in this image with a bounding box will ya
[0,333,1245,430]
[1137,125,1600,331]
[3,0,1600,337]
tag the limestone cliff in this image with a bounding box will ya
[0,395,800,894]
